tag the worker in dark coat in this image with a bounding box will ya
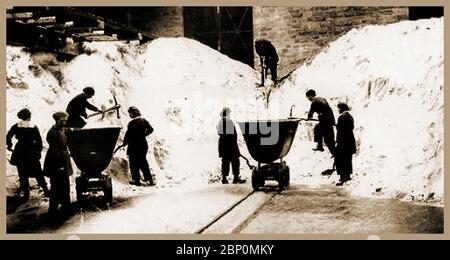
[43,111,73,217]
[66,87,101,128]
[335,103,356,186]
[255,39,279,85]
[6,108,49,199]
[117,106,154,186]
[306,89,336,155]
[217,108,245,184]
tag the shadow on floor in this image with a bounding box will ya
[7,195,137,234]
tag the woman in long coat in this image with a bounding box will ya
[335,103,356,186]
[120,106,154,186]
[6,108,49,199]
[43,111,73,216]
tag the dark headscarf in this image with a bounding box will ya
[52,111,68,121]
[17,108,31,120]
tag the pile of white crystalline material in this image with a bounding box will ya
[268,18,443,204]
[6,17,443,205]
[6,38,266,189]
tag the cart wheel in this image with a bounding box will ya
[251,170,263,190]
[278,166,290,191]
[285,166,290,188]
[75,177,85,205]
[277,182,285,191]
[76,187,87,208]
[76,188,84,203]
[104,176,113,204]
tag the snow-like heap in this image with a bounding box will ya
[270,18,443,204]
[6,17,443,205]
[6,38,264,188]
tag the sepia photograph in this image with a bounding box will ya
[4,5,444,236]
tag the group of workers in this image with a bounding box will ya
[305,89,356,186]
[7,87,154,218]
[217,89,356,187]
[7,87,356,219]
[254,40,356,185]
[7,39,356,221]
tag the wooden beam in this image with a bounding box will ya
[63,26,103,34]
[62,7,156,40]
[7,12,33,19]
[25,16,57,24]
[44,21,74,29]
[75,34,117,41]
[64,21,74,28]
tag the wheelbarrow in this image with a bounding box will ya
[238,118,300,191]
[66,127,121,205]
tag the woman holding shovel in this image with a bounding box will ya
[115,106,154,186]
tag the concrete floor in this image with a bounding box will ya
[238,185,443,234]
[7,183,443,234]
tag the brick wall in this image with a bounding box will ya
[130,7,184,38]
[253,6,409,79]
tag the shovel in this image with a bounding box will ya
[299,118,319,122]
[321,160,336,176]
[113,144,126,154]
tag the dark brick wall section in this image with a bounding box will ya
[130,7,184,38]
[120,7,409,77]
[253,7,409,78]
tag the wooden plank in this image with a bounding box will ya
[75,31,116,40]
[44,21,74,29]
[36,16,57,24]
[63,26,103,33]
[64,21,74,28]
[62,7,155,39]
[25,16,57,24]
[7,12,33,19]
[77,34,118,41]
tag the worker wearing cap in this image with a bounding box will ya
[43,111,73,218]
[306,89,336,155]
[217,107,246,184]
[66,87,101,128]
[117,106,154,186]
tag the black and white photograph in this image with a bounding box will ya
[4,5,444,235]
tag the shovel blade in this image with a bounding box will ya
[321,169,335,176]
